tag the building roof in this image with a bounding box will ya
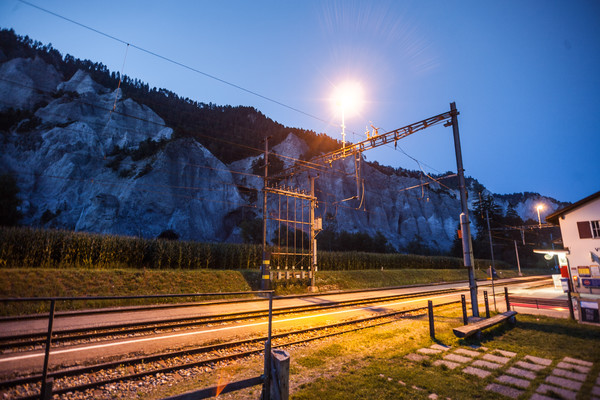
[546,190,600,225]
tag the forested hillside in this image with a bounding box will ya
[0,28,341,164]
[0,28,568,267]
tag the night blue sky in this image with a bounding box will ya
[1,0,599,205]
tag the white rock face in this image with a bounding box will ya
[0,58,237,242]
[273,133,309,169]
[57,69,108,95]
[0,56,62,111]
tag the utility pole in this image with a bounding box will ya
[261,137,271,291]
[485,210,496,272]
[485,210,497,311]
[514,240,522,276]
[309,176,318,291]
[451,102,479,317]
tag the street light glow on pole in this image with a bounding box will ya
[332,81,364,149]
[536,204,544,228]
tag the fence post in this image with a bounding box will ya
[461,294,468,325]
[504,287,510,312]
[484,291,490,318]
[270,350,290,400]
[262,291,274,400]
[41,299,56,400]
[428,300,435,339]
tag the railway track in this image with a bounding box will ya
[0,286,470,353]
[0,276,549,353]
[0,299,460,400]
[0,276,551,399]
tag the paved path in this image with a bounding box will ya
[408,344,600,399]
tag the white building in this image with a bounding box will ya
[546,191,600,295]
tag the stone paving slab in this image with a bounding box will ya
[556,361,591,374]
[405,353,429,362]
[418,348,442,355]
[495,349,517,358]
[545,375,582,391]
[530,394,556,400]
[536,383,577,400]
[464,366,491,379]
[505,366,537,380]
[552,367,587,382]
[525,355,552,366]
[592,385,600,396]
[430,344,451,351]
[515,360,546,372]
[485,383,524,399]
[563,356,593,367]
[483,353,511,365]
[496,374,530,389]
[597,375,600,385]
[433,360,461,370]
[454,348,480,357]
[472,360,503,370]
[443,354,472,364]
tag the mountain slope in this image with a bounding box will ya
[0,30,568,255]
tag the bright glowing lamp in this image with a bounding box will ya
[332,81,364,148]
[536,204,544,228]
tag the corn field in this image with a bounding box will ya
[0,226,509,270]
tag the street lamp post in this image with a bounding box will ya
[536,204,544,228]
[332,81,363,150]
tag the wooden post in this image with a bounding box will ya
[428,300,435,339]
[270,349,290,400]
[461,294,468,325]
[484,291,490,318]
[504,287,510,312]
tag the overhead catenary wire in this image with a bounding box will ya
[2,24,463,222]
[1,31,450,195]
[0,80,346,180]
[110,43,129,114]
[17,0,332,128]
[11,170,257,209]
[0,75,353,181]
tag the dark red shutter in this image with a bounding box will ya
[577,221,592,239]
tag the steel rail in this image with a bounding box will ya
[0,276,548,322]
[0,277,550,350]
[0,287,461,350]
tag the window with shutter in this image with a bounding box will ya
[577,221,592,239]
[592,220,600,238]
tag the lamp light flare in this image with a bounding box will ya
[536,203,544,228]
[331,81,365,149]
[332,81,365,118]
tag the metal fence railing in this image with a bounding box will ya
[1,290,286,400]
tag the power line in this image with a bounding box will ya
[18,0,331,126]
[11,170,257,209]
[0,77,352,181]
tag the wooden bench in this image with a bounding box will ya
[453,311,517,339]
[508,296,569,310]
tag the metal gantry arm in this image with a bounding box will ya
[263,103,477,316]
[313,110,454,165]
